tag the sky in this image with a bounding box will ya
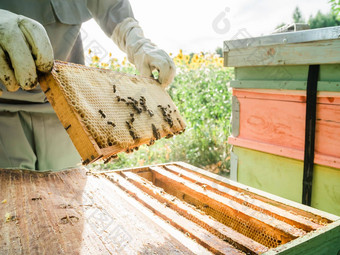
[81,0,332,63]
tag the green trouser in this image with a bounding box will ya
[0,111,81,171]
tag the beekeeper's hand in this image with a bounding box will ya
[112,18,175,88]
[0,9,54,92]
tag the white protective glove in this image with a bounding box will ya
[0,9,54,92]
[112,18,175,88]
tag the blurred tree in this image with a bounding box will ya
[329,0,340,20]
[309,11,340,28]
[275,6,304,30]
[293,6,305,23]
[215,47,223,57]
[275,22,286,29]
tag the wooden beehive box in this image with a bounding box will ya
[38,61,185,164]
[224,26,340,215]
[1,162,339,254]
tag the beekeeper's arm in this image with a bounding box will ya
[0,9,54,92]
[87,0,175,88]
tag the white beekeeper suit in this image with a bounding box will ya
[0,0,175,171]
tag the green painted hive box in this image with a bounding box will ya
[224,26,340,216]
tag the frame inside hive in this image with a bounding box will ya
[38,61,186,164]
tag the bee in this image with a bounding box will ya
[99,110,106,118]
[107,121,116,127]
[113,85,116,93]
[104,154,118,164]
[121,98,126,102]
[132,105,142,114]
[165,133,173,139]
[126,121,132,129]
[148,109,154,117]
[116,96,121,102]
[148,138,155,146]
[151,124,161,140]
[131,117,135,123]
[82,159,90,165]
[129,130,136,140]
[168,104,171,108]
[177,118,183,128]
[130,113,134,117]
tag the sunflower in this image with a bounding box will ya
[92,55,100,62]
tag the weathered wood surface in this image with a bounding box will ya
[229,89,340,169]
[234,64,340,83]
[232,64,340,92]
[1,163,339,255]
[0,168,207,255]
[224,39,340,67]
[230,80,340,92]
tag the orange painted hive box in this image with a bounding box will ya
[224,26,340,216]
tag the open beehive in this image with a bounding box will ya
[38,61,185,164]
[1,162,339,254]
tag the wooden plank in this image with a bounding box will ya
[224,39,340,67]
[149,166,307,247]
[105,172,245,255]
[263,221,340,255]
[231,80,340,92]
[228,136,340,170]
[39,72,102,163]
[234,65,309,81]
[121,171,268,255]
[232,146,340,216]
[229,89,340,168]
[0,168,205,254]
[234,64,340,82]
[233,88,340,104]
[172,162,338,222]
[164,165,323,231]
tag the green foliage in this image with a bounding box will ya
[92,61,234,175]
[275,22,286,29]
[309,10,340,28]
[293,6,305,23]
[329,0,340,20]
[215,47,223,58]
[275,6,339,30]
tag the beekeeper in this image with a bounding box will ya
[0,1,175,171]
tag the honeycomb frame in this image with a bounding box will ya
[39,61,186,164]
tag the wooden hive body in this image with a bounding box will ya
[224,26,340,216]
[38,61,185,164]
[1,163,339,254]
